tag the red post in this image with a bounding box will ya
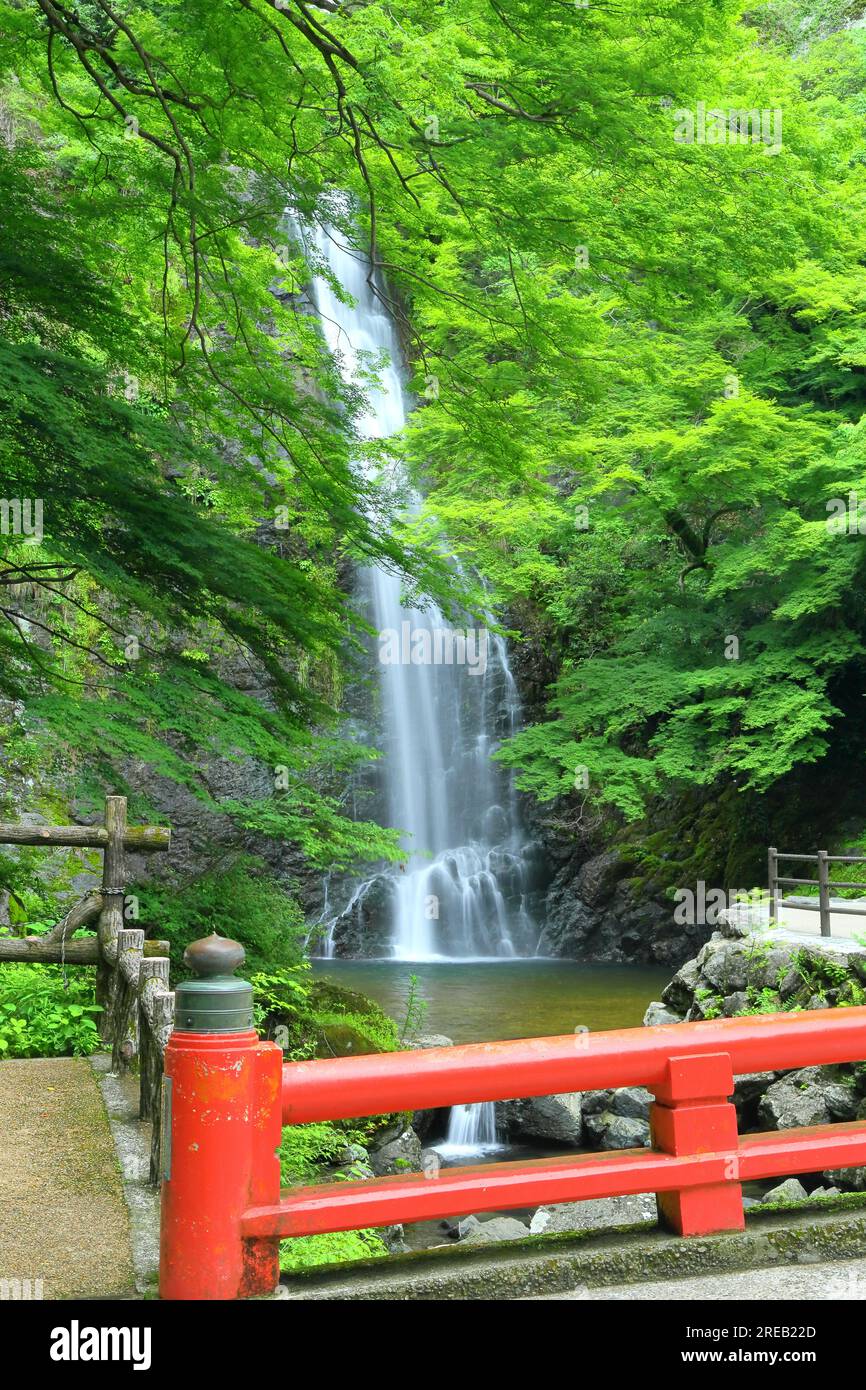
[650,1052,744,1237]
[158,936,282,1300]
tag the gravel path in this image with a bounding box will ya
[0,1057,136,1299]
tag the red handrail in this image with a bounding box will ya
[281,1006,866,1124]
[159,1003,866,1299]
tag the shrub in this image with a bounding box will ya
[0,963,101,1057]
[135,856,306,975]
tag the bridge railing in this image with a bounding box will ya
[158,936,866,1300]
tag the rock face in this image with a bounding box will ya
[329,874,398,957]
[497,1092,583,1145]
[537,848,706,966]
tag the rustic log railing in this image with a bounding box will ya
[158,936,866,1300]
[768,846,866,936]
[0,795,172,1180]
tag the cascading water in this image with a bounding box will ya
[436,1100,503,1158]
[308,220,542,967]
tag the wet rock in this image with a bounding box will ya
[643,1000,683,1026]
[757,1067,839,1130]
[575,851,625,907]
[584,1111,651,1151]
[758,1178,809,1204]
[368,1127,423,1176]
[408,1033,454,1050]
[661,957,701,1012]
[456,1215,529,1244]
[530,1193,656,1235]
[497,1092,582,1145]
[823,1166,866,1191]
[330,874,397,957]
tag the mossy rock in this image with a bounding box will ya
[261,978,399,1060]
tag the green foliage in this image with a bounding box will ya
[398,973,429,1044]
[0,964,101,1057]
[279,1230,387,1274]
[136,858,306,975]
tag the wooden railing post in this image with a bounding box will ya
[768,845,779,923]
[110,927,144,1070]
[818,849,832,937]
[650,1051,744,1237]
[97,795,127,1042]
[139,956,171,1122]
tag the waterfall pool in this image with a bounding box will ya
[311,957,669,1044]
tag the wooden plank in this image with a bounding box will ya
[0,936,169,964]
[0,824,170,850]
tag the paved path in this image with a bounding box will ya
[532,1258,866,1300]
[0,1057,135,1299]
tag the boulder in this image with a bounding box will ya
[661,957,701,1012]
[368,1127,423,1176]
[609,1086,653,1121]
[583,1111,651,1151]
[823,1166,866,1191]
[758,1178,809,1205]
[530,1193,656,1235]
[643,1000,683,1026]
[696,939,751,994]
[757,1067,839,1130]
[457,1215,529,1245]
[722,991,750,1016]
[408,1033,454,1050]
[732,1071,776,1123]
[497,1092,582,1145]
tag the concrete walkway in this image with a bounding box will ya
[0,1057,136,1299]
[532,1256,866,1299]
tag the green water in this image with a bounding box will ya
[311,958,670,1043]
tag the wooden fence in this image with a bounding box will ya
[0,795,172,1181]
[768,846,866,937]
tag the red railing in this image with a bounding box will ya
[159,1005,866,1300]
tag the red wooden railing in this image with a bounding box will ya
[159,1001,866,1300]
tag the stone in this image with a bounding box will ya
[497,1092,582,1145]
[697,939,750,994]
[581,1089,613,1116]
[723,991,750,1016]
[757,1068,836,1130]
[823,1166,866,1191]
[368,1127,423,1176]
[408,1033,454,1050]
[530,1193,656,1235]
[609,1086,653,1121]
[456,1215,529,1245]
[583,1111,651,1151]
[643,1000,683,1026]
[758,1178,808,1205]
[733,1067,778,1112]
[661,957,701,1011]
[575,851,625,907]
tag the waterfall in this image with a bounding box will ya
[308,218,542,963]
[435,1101,503,1158]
